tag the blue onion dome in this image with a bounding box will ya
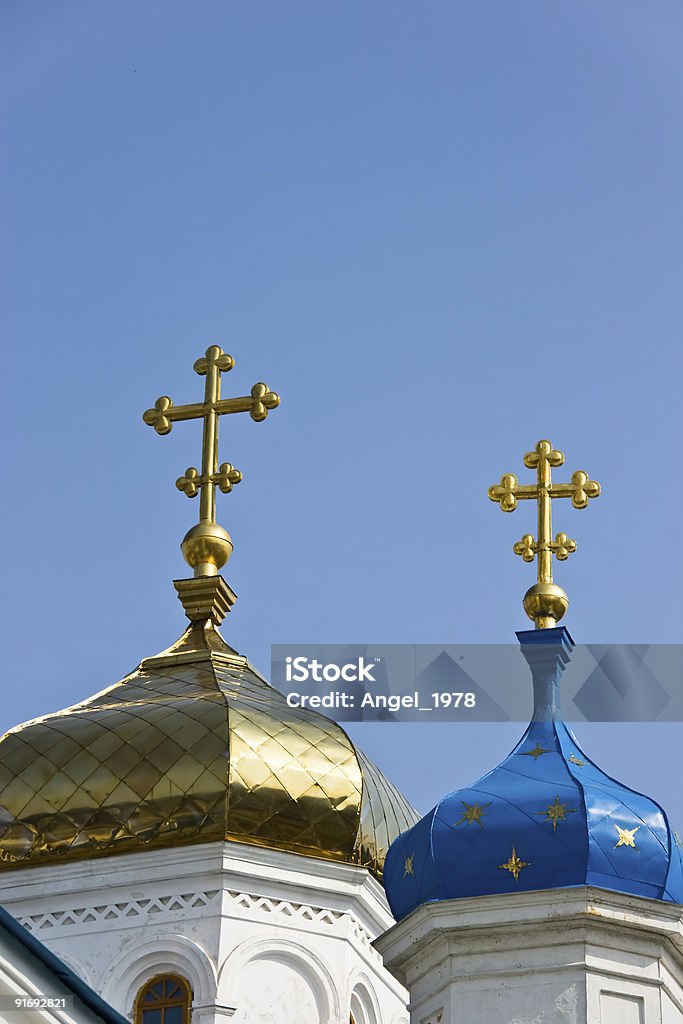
[384,627,683,920]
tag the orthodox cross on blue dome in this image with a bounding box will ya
[488,440,600,628]
[381,440,683,919]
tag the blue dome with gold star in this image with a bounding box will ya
[384,627,683,920]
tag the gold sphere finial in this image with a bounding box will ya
[522,582,569,629]
[181,522,234,577]
[488,439,600,628]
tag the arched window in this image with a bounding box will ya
[134,974,192,1024]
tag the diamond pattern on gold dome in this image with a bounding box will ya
[0,623,417,877]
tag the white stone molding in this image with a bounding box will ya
[192,1002,237,1024]
[98,933,217,1020]
[218,935,341,1023]
[348,973,381,1024]
[222,887,380,957]
[19,891,220,935]
[52,949,93,988]
[17,884,383,969]
[224,888,345,927]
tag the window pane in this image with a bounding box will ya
[143,985,161,1004]
[137,975,190,1024]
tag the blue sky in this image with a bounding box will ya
[1,2,682,817]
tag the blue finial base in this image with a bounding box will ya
[516,626,574,722]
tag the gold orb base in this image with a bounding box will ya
[181,521,233,577]
[523,582,569,629]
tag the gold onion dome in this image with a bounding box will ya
[0,348,417,879]
[0,614,416,877]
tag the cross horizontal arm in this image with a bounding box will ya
[153,400,205,423]
[488,482,539,507]
[547,484,579,498]
[176,462,242,497]
[549,472,600,507]
[503,485,539,500]
[490,483,595,501]
[154,396,261,421]
[143,385,280,435]
[214,393,278,419]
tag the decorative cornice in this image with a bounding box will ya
[17,885,381,962]
[20,890,220,933]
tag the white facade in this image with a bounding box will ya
[0,918,124,1024]
[375,886,683,1024]
[0,840,409,1024]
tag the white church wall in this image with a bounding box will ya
[661,960,683,1024]
[376,887,683,1024]
[0,922,119,1024]
[221,938,337,1023]
[0,840,409,1024]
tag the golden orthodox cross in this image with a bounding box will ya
[143,346,279,580]
[143,345,279,524]
[488,440,600,627]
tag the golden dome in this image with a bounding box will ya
[0,617,418,879]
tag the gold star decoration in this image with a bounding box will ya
[403,853,415,878]
[568,753,586,767]
[537,796,577,832]
[614,825,639,849]
[521,743,551,760]
[498,846,532,882]
[455,801,491,827]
